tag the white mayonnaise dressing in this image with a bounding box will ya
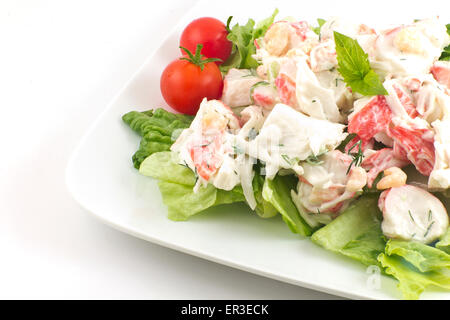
[370,18,450,78]
[295,57,343,123]
[315,69,353,112]
[246,103,347,179]
[291,150,359,228]
[234,105,266,209]
[383,79,414,119]
[171,99,241,192]
[171,100,266,209]
[430,119,450,189]
[310,39,337,72]
[320,17,364,41]
[415,76,450,123]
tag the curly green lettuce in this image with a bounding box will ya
[379,240,450,300]
[139,151,245,221]
[220,9,279,72]
[122,108,193,169]
[385,240,450,272]
[437,227,450,254]
[252,167,278,219]
[311,195,386,266]
[262,175,312,236]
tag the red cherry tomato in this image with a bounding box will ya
[180,17,232,65]
[160,47,223,115]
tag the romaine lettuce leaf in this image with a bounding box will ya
[262,175,312,236]
[139,151,195,185]
[140,152,279,220]
[385,240,450,272]
[139,151,245,221]
[377,239,450,299]
[122,108,193,169]
[252,168,278,218]
[436,227,450,254]
[158,181,245,221]
[378,253,450,300]
[339,227,387,267]
[311,195,386,266]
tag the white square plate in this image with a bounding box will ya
[66,0,450,299]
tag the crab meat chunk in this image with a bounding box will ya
[379,185,449,243]
[222,68,261,108]
[392,83,418,118]
[310,39,337,72]
[291,150,360,227]
[384,79,421,119]
[402,77,422,92]
[295,57,343,123]
[386,118,435,176]
[251,84,278,110]
[171,99,240,189]
[362,148,410,188]
[429,119,450,189]
[275,73,298,108]
[414,79,450,123]
[246,103,347,179]
[431,61,450,89]
[348,95,392,141]
[274,58,299,108]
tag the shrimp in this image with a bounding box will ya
[264,22,291,56]
[346,167,368,192]
[264,21,318,57]
[376,167,407,190]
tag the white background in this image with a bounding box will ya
[0,0,340,299]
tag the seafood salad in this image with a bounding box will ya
[123,11,450,299]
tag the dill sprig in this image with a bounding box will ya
[408,210,416,223]
[194,166,199,184]
[248,127,258,141]
[179,160,189,169]
[305,150,328,166]
[281,154,292,165]
[424,221,435,238]
[346,139,364,174]
[306,154,324,166]
[232,144,244,155]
